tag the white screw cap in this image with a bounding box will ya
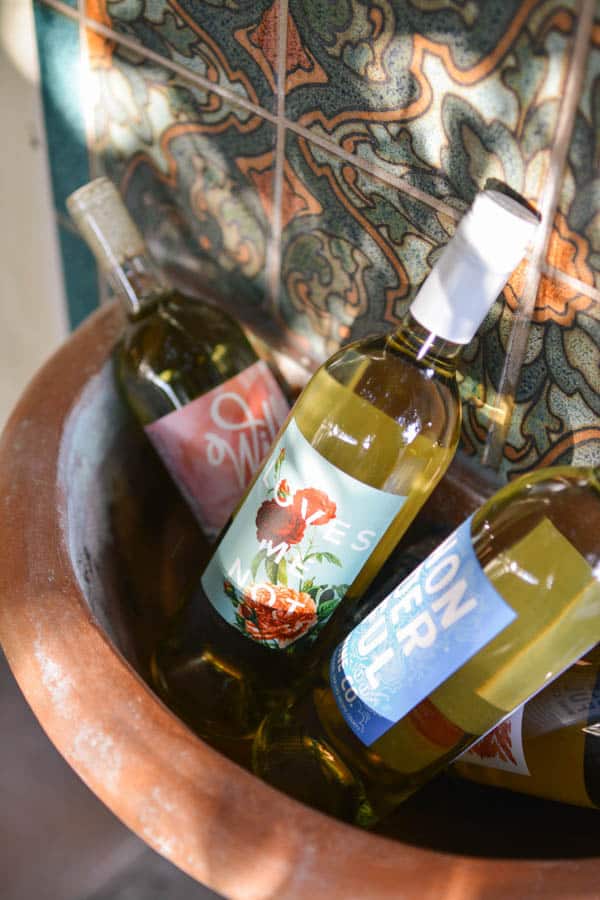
[410,190,539,345]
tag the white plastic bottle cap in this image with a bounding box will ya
[409,190,539,344]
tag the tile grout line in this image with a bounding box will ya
[542,264,600,303]
[37,0,79,22]
[481,0,596,470]
[266,0,289,322]
[286,120,462,222]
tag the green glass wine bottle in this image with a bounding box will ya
[151,190,537,757]
[252,465,600,826]
[67,178,290,542]
[453,645,600,809]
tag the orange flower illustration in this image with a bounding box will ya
[292,487,337,525]
[239,583,318,648]
[505,213,594,327]
[276,478,291,503]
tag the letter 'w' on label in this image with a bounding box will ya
[201,417,407,648]
[145,360,289,539]
[330,516,517,747]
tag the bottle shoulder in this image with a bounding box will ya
[125,291,250,344]
[473,466,600,567]
[120,291,257,369]
[316,332,461,437]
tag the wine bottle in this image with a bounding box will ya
[453,646,600,809]
[252,466,600,826]
[151,190,537,754]
[66,178,290,542]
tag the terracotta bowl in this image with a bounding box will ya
[1,302,598,899]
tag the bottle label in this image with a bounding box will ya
[330,516,517,747]
[458,705,530,775]
[201,417,407,649]
[145,360,289,539]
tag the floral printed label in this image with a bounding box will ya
[330,516,517,747]
[459,706,530,775]
[145,360,289,539]
[201,417,407,649]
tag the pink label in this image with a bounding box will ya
[145,360,289,538]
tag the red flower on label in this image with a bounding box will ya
[256,499,306,545]
[293,487,336,526]
[239,583,318,647]
[276,478,291,503]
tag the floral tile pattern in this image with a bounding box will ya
[550,17,600,291]
[460,266,600,477]
[285,0,578,209]
[83,27,277,330]
[85,0,280,112]
[280,132,456,361]
[503,287,600,477]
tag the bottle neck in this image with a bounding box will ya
[389,311,462,377]
[107,252,170,319]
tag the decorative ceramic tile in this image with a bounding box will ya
[84,0,280,112]
[83,28,276,331]
[475,277,600,478]
[279,131,457,361]
[34,3,92,215]
[285,0,578,209]
[550,17,600,292]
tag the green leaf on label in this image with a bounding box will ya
[317,598,340,621]
[265,556,279,584]
[319,552,342,566]
[277,557,288,586]
[305,551,342,567]
[300,578,315,594]
[251,548,268,581]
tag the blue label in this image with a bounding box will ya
[201,417,407,649]
[330,516,517,746]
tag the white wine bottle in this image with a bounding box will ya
[253,466,600,826]
[151,190,537,753]
[67,178,290,541]
[454,646,600,809]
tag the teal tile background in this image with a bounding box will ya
[33,3,90,215]
[57,224,100,329]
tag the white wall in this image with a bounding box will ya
[0,0,68,429]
